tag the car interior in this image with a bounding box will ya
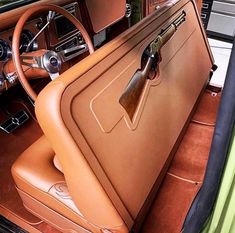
[0,0,231,232]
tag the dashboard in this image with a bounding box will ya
[0,0,127,96]
[0,1,90,93]
[0,18,46,89]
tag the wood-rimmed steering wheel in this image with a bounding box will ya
[12,4,94,101]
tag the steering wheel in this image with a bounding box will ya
[12,4,94,101]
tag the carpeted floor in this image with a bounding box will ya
[0,102,43,225]
[0,100,60,232]
[142,90,221,233]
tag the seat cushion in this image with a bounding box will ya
[11,136,100,232]
[53,155,63,173]
[12,136,64,192]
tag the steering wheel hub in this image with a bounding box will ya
[42,51,62,74]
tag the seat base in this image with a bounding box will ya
[11,136,103,233]
[17,188,90,233]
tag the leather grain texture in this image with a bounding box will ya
[33,0,213,230]
[85,0,126,33]
[12,136,118,233]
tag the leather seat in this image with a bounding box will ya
[12,135,127,233]
[11,1,212,232]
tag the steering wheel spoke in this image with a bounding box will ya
[49,72,60,80]
[58,44,88,62]
[21,50,62,80]
[12,4,94,101]
[20,54,41,69]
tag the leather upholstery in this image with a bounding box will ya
[86,0,126,33]
[197,0,203,12]
[12,0,213,232]
[53,155,63,173]
[37,0,212,227]
[12,136,127,232]
[12,136,63,193]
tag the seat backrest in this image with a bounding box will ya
[36,0,213,231]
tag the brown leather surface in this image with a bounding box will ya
[5,89,217,232]
[64,0,211,218]
[12,136,63,193]
[35,0,213,230]
[36,222,61,233]
[53,155,63,173]
[36,83,128,230]
[17,189,91,233]
[196,0,203,12]
[85,0,126,33]
[12,4,94,101]
[12,135,127,232]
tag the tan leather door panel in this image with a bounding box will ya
[36,0,213,229]
[90,15,196,133]
[62,2,212,217]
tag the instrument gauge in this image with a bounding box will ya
[0,39,11,61]
[20,30,38,54]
